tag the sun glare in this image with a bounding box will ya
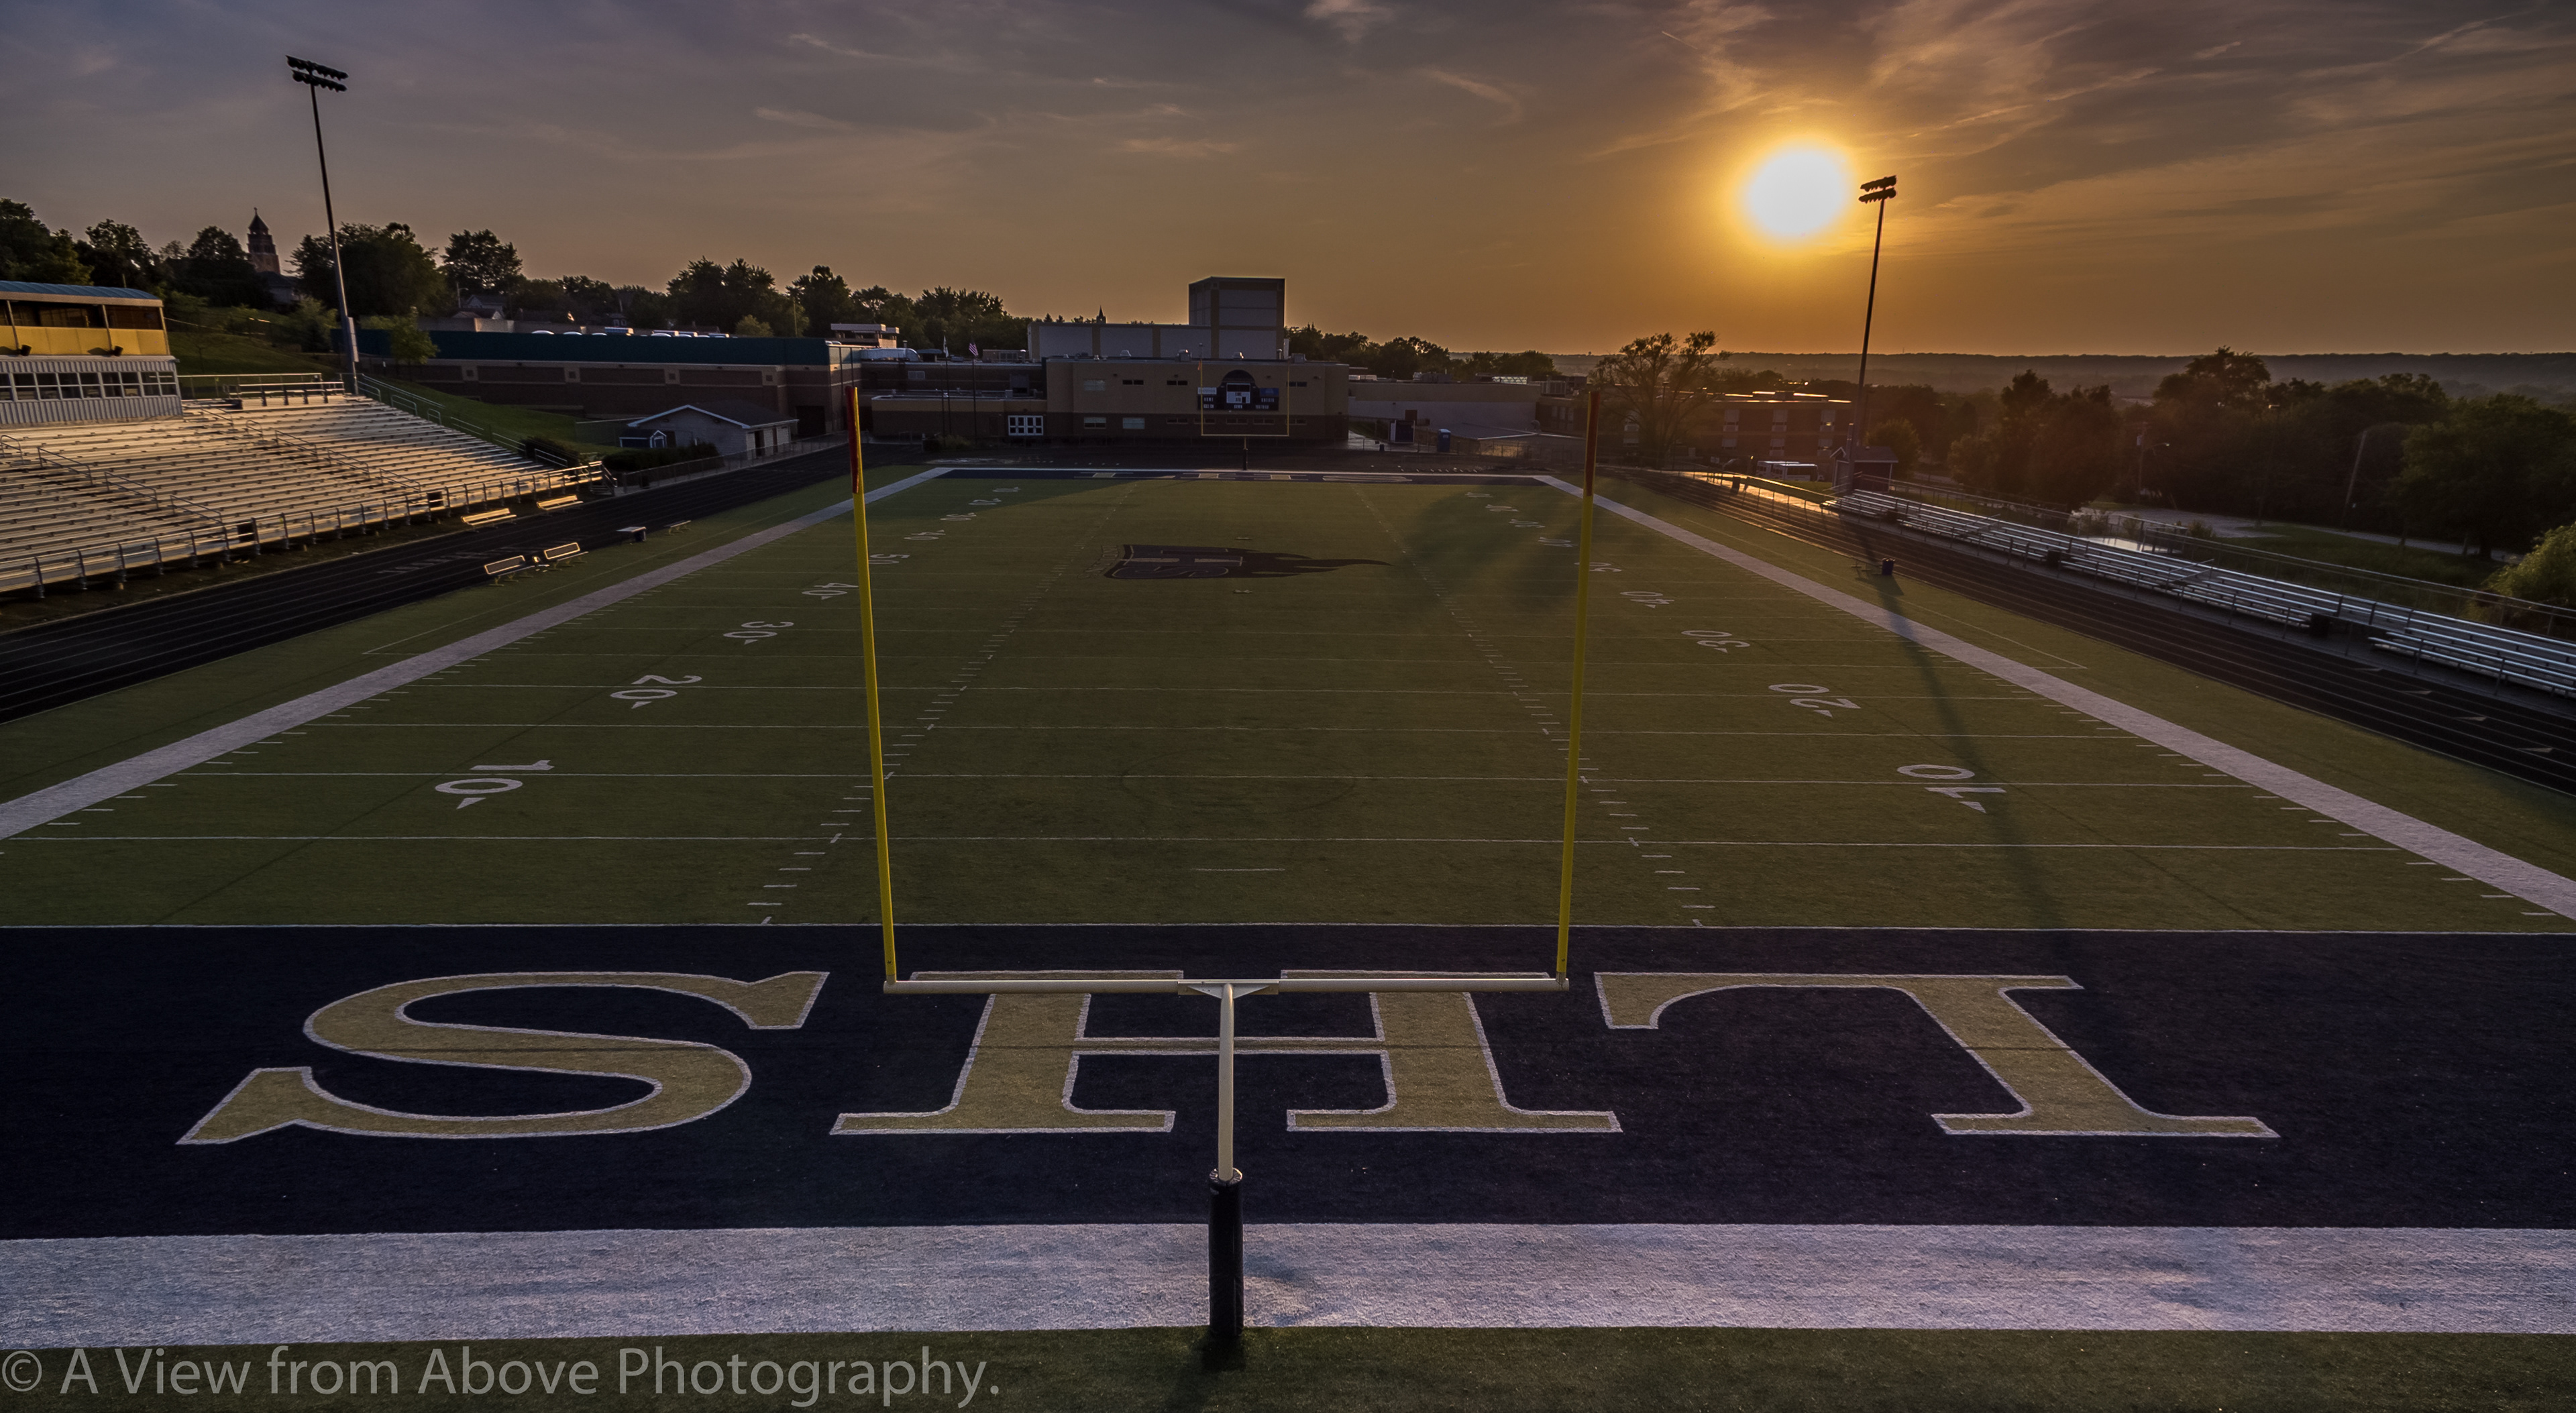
[1741,145,1851,241]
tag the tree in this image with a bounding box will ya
[913,286,1017,354]
[78,221,158,288]
[1953,372,2122,505]
[506,278,566,318]
[620,286,672,331]
[2028,386,2123,506]
[359,314,437,364]
[441,230,522,296]
[1869,384,1948,461]
[2155,346,2272,412]
[0,200,91,284]
[790,266,860,335]
[666,258,791,334]
[1868,418,1921,478]
[1289,325,1377,365]
[850,284,919,333]
[735,315,775,339]
[1592,331,1731,466]
[169,226,266,306]
[1458,349,1558,380]
[2486,520,2576,614]
[555,276,619,324]
[293,223,448,317]
[2391,396,2576,557]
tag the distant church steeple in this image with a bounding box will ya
[246,210,280,275]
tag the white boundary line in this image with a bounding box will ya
[1546,478,2576,921]
[0,470,949,840]
[3,1224,2568,1341]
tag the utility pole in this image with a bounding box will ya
[1849,174,1898,459]
[287,56,360,392]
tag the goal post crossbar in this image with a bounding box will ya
[882,973,1568,995]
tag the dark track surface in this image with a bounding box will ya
[0,447,875,724]
[1618,471,2576,797]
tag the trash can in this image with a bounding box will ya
[1436,429,1453,453]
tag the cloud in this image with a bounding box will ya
[1117,136,1242,157]
[1305,0,1393,44]
[1420,68,1523,123]
[784,32,900,62]
[755,107,854,131]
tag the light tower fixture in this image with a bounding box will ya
[1850,174,1898,461]
[287,56,362,392]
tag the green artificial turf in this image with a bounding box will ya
[7,1329,2571,1411]
[3,469,2566,932]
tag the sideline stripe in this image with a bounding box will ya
[3,1224,2567,1343]
[0,471,949,840]
[1549,479,2576,921]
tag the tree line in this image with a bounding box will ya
[1287,326,1557,382]
[1589,329,2576,564]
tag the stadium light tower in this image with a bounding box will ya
[286,56,362,392]
[1849,174,1897,457]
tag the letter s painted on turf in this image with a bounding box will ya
[180,971,827,1143]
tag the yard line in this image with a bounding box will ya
[1554,478,2576,919]
[0,470,951,840]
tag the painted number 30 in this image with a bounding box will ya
[727,620,794,643]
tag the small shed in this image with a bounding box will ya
[627,399,798,459]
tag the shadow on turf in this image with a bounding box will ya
[1109,545,1391,580]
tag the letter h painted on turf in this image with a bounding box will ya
[833,971,1618,1135]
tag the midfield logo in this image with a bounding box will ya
[182,970,2273,1144]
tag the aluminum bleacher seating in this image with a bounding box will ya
[1833,489,2576,698]
[1,396,602,595]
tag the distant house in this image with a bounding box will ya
[627,399,798,459]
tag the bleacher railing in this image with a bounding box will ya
[353,374,513,452]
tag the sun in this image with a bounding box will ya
[1740,144,1851,241]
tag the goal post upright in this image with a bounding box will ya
[1554,388,1604,978]
[846,388,900,983]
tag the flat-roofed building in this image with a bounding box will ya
[1,281,182,425]
[1030,277,1289,363]
[870,275,1347,445]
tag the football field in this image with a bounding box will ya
[3,464,2571,1409]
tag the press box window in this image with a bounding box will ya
[1121,416,1145,429]
[1082,379,1106,392]
[1083,415,1108,427]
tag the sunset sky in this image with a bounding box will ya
[11,1,2571,355]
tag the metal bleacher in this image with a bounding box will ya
[1835,489,2576,699]
[1,389,604,595]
